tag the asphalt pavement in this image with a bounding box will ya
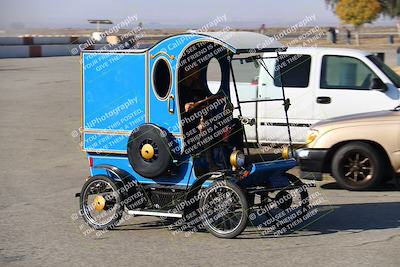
[0,56,399,267]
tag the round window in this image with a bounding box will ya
[153,58,172,99]
[206,57,222,95]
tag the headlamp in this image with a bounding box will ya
[230,150,245,170]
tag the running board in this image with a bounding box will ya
[127,210,182,218]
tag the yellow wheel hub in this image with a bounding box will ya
[141,144,155,160]
[93,195,106,211]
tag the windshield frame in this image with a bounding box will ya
[229,52,294,153]
[367,55,400,88]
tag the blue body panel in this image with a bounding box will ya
[83,133,128,153]
[83,53,146,132]
[81,34,231,153]
[82,53,146,153]
[89,154,196,187]
[148,35,205,134]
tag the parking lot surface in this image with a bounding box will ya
[0,56,399,267]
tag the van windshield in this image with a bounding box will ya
[367,55,400,87]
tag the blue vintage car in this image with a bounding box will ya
[78,31,311,238]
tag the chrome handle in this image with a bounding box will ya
[168,95,175,114]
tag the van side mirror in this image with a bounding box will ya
[370,78,387,92]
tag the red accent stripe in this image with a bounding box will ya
[29,45,42,57]
[89,157,93,167]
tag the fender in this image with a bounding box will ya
[74,165,135,198]
[93,164,136,187]
[182,171,225,217]
[93,164,150,209]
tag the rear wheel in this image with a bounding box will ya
[199,181,248,239]
[79,176,124,230]
[331,142,385,190]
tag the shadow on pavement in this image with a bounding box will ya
[113,202,400,240]
[241,201,400,239]
[321,181,400,191]
[114,219,172,231]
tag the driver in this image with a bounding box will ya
[185,98,232,173]
[180,66,207,107]
[180,66,232,173]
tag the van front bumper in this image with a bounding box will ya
[296,148,328,173]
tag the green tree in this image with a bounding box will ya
[335,0,382,44]
[326,0,399,18]
[336,0,382,27]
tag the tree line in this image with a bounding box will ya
[326,0,400,27]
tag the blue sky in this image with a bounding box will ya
[0,0,396,28]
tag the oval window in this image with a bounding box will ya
[206,57,222,95]
[153,58,172,99]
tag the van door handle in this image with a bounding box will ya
[168,95,175,113]
[316,96,331,104]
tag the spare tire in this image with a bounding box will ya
[127,124,172,178]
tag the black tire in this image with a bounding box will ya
[79,175,124,230]
[331,142,385,190]
[286,173,309,213]
[260,173,309,230]
[127,124,172,178]
[199,180,248,239]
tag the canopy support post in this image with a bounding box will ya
[229,56,250,155]
[276,51,294,155]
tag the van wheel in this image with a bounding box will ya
[331,142,384,190]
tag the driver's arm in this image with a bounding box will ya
[185,102,195,112]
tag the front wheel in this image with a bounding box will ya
[331,142,385,190]
[199,180,248,238]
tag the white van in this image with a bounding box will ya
[224,47,400,144]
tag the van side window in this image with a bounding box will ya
[274,54,311,88]
[320,55,378,90]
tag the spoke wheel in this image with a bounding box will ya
[199,181,248,239]
[342,152,373,182]
[80,176,124,230]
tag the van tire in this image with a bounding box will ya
[331,142,384,190]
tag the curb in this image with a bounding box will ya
[0,44,104,58]
[0,36,107,45]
